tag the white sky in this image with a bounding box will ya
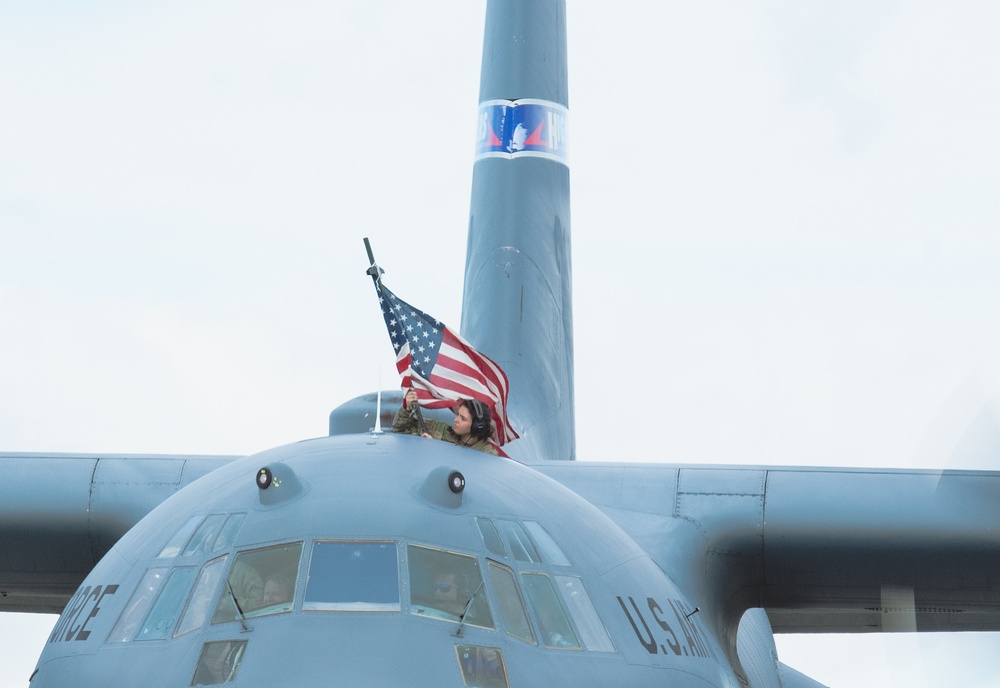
[2,1,1000,686]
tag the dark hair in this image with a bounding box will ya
[461,399,493,440]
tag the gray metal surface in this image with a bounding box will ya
[462,0,575,462]
[0,453,236,613]
[29,436,740,688]
[537,462,1000,637]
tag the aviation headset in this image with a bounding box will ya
[468,399,491,440]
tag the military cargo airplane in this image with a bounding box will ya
[3,1,1000,687]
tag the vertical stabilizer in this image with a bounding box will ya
[462,0,574,460]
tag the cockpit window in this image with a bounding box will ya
[107,568,169,642]
[487,561,535,643]
[476,518,507,558]
[136,567,198,640]
[455,645,509,688]
[496,520,541,563]
[191,640,247,686]
[520,573,582,649]
[521,521,571,566]
[157,516,202,559]
[182,515,228,558]
[408,544,494,629]
[553,575,615,652]
[211,513,245,553]
[156,512,246,560]
[304,541,400,612]
[478,518,570,566]
[213,542,302,624]
[175,555,229,637]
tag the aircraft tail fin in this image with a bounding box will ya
[462,0,574,461]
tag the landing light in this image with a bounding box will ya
[256,467,273,490]
[255,463,298,505]
[448,471,466,494]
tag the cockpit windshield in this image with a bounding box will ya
[213,542,301,623]
[408,544,494,629]
[104,511,616,688]
[304,541,399,611]
[520,573,582,649]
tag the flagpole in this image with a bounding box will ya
[408,395,428,436]
[365,237,427,433]
[363,237,383,285]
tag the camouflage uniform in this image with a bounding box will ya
[392,407,499,456]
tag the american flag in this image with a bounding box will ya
[375,281,518,446]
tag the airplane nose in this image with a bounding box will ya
[192,613,503,687]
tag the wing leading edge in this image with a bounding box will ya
[0,453,238,614]
[536,462,1000,639]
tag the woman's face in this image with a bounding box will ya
[452,405,473,437]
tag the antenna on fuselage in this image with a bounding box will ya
[373,383,383,434]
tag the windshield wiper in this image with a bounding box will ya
[453,580,485,638]
[226,581,251,633]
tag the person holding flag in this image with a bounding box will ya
[364,238,518,455]
[392,389,499,456]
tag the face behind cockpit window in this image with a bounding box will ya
[407,544,494,629]
[212,542,302,623]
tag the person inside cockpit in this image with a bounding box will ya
[226,560,264,614]
[430,571,468,619]
[262,574,293,608]
[392,389,498,456]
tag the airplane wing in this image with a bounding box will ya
[10,449,996,637]
[535,462,1000,636]
[8,445,997,640]
[0,453,238,614]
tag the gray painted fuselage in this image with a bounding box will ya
[27,436,739,688]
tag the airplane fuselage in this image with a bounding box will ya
[32,434,738,687]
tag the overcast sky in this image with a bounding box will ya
[2,1,1000,686]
